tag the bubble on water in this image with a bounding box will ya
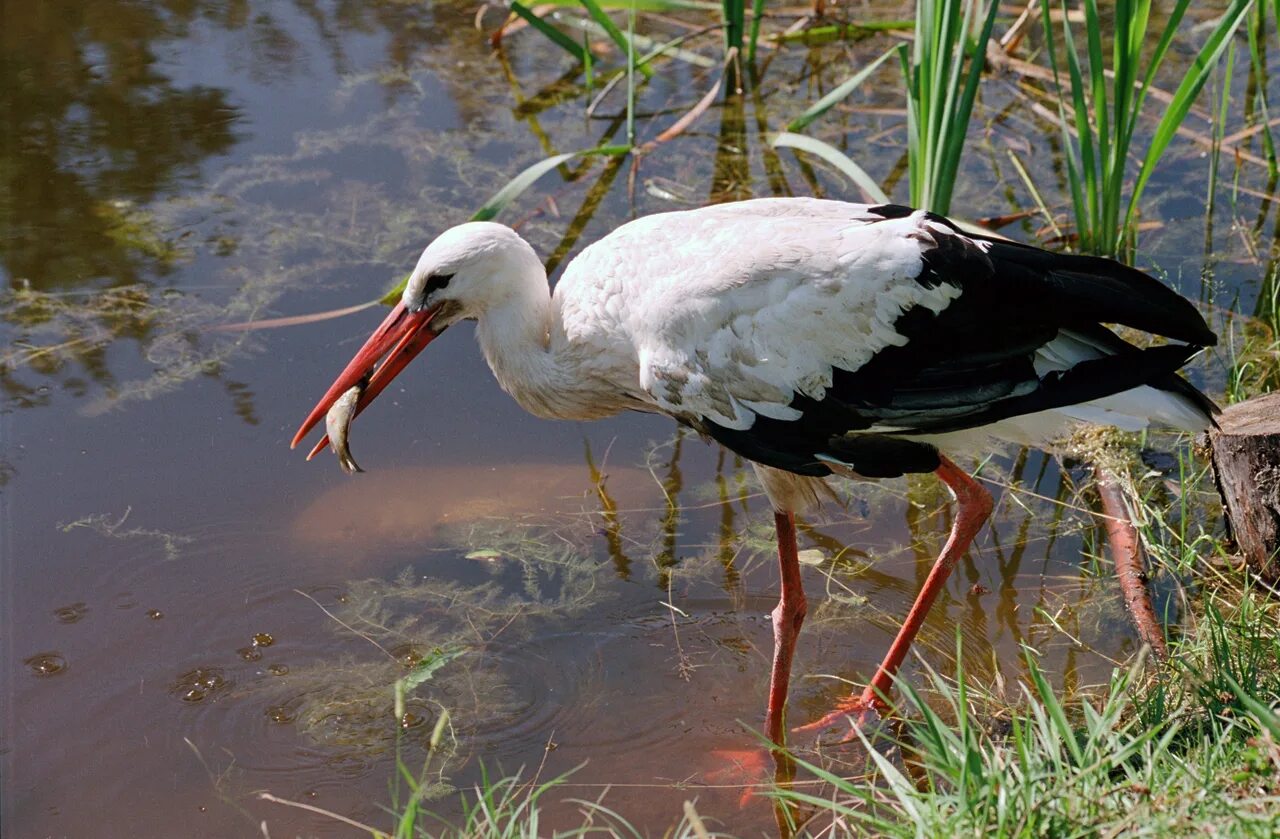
[238,646,262,662]
[170,667,231,702]
[389,643,423,668]
[252,632,274,647]
[266,704,297,724]
[26,652,67,676]
[399,709,429,730]
[53,603,88,624]
[323,752,373,779]
[146,609,164,620]
[267,663,289,676]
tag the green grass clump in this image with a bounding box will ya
[773,591,1280,837]
[900,0,1000,215]
[1041,0,1252,258]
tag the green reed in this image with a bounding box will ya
[900,0,1000,215]
[1041,0,1252,259]
[771,0,997,217]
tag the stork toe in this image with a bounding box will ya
[793,694,887,740]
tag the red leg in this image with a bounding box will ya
[797,455,993,733]
[764,511,807,747]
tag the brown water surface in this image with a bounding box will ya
[3,1,1276,836]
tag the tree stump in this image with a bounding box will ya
[1209,391,1280,586]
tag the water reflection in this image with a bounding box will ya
[1,1,238,290]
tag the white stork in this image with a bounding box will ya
[292,198,1217,745]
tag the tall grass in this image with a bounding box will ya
[900,0,1000,215]
[1040,0,1252,258]
[1245,0,1279,179]
[773,603,1280,837]
[722,0,745,57]
[375,761,724,838]
[720,0,766,61]
[772,448,1280,837]
[772,0,997,216]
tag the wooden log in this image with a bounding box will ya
[1209,391,1280,585]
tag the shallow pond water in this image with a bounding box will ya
[3,1,1279,836]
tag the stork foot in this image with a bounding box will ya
[705,748,772,808]
[792,691,888,740]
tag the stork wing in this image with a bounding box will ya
[588,200,1214,477]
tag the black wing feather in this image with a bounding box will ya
[698,207,1218,479]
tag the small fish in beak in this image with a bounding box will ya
[325,382,366,474]
[293,301,444,468]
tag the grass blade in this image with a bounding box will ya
[747,0,765,63]
[722,0,745,54]
[579,0,654,76]
[1124,0,1252,240]
[1224,667,1280,740]
[903,0,1000,214]
[932,0,1000,213]
[785,46,897,132]
[473,148,628,222]
[510,1,590,63]
[536,0,716,8]
[771,132,890,203]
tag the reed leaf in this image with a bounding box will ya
[773,19,914,45]
[747,0,766,62]
[1041,0,1252,257]
[509,1,590,63]
[579,0,655,77]
[1245,0,1278,178]
[538,0,715,9]
[903,0,1001,215]
[771,132,890,203]
[785,46,897,132]
[722,0,745,55]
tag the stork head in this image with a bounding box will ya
[402,222,545,325]
[290,221,542,456]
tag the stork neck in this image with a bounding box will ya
[474,262,596,420]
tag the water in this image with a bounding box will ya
[3,2,1276,836]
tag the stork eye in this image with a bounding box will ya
[424,273,454,296]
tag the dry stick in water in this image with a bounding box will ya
[207,300,379,333]
[628,47,737,200]
[1094,466,1168,658]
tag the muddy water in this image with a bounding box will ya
[3,1,1276,836]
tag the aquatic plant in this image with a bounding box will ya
[1040,0,1253,258]
[766,426,1280,837]
[1245,0,1279,179]
[771,0,999,216]
[900,0,1000,215]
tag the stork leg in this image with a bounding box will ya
[764,511,807,747]
[797,455,993,733]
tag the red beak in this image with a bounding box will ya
[291,301,442,460]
